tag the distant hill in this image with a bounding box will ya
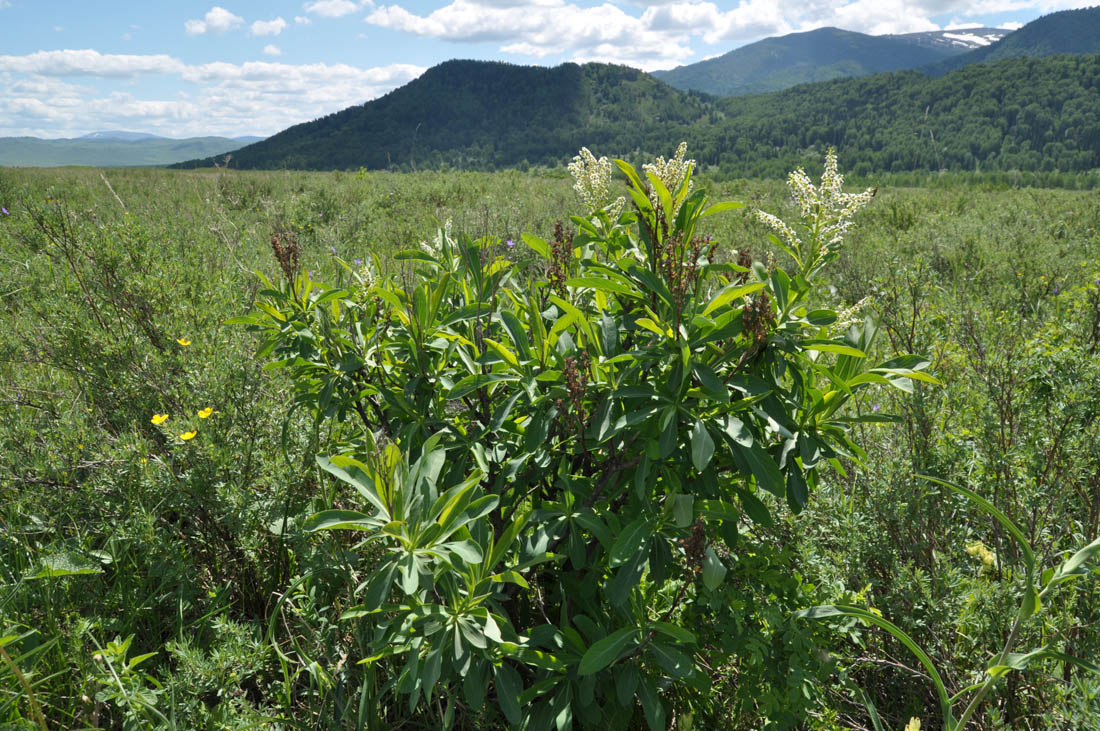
[173,60,718,171]
[0,135,263,167]
[651,27,972,96]
[929,6,1100,75]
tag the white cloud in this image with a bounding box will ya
[184,6,245,35]
[0,54,426,138]
[1001,20,1024,29]
[0,50,185,77]
[251,17,287,36]
[294,15,312,24]
[263,44,283,55]
[304,0,365,18]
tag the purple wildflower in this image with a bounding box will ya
[871,404,880,412]
[330,247,337,256]
[505,239,516,248]
[0,207,8,216]
[1053,287,1059,295]
[353,258,363,267]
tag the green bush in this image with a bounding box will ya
[241,147,931,728]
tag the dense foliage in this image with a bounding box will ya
[1,159,1100,729]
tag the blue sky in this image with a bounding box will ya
[0,1,1089,138]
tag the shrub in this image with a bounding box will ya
[239,147,931,727]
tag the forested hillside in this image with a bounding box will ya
[702,54,1100,177]
[930,5,1100,75]
[175,54,1100,179]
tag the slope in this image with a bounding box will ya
[173,60,717,171]
[929,6,1100,75]
[651,27,961,96]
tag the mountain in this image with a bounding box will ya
[173,60,718,171]
[0,135,258,167]
[173,52,1100,178]
[887,28,1007,52]
[929,6,1100,75]
[651,27,969,96]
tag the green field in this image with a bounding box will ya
[1,161,1099,729]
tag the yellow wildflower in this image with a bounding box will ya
[198,407,213,419]
[904,718,921,731]
[179,430,197,441]
[176,337,192,346]
[151,413,169,424]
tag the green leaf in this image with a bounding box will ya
[609,518,652,568]
[578,627,638,675]
[736,489,772,528]
[649,641,694,678]
[699,200,745,218]
[804,343,866,357]
[702,282,764,316]
[638,675,665,731]
[495,663,522,725]
[671,494,694,529]
[651,622,696,645]
[786,470,809,514]
[733,442,785,499]
[302,509,376,532]
[690,420,715,472]
[27,551,103,580]
[1051,535,1100,584]
[521,233,550,259]
[701,547,727,590]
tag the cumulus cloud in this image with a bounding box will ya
[0,53,425,138]
[184,6,245,35]
[294,15,312,24]
[251,17,287,36]
[363,0,1082,68]
[304,0,366,18]
[263,44,283,55]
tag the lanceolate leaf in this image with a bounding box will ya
[578,627,638,675]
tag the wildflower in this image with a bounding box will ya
[176,337,191,346]
[1,207,8,216]
[353,258,363,267]
[568,147,624,216]
[871,404,881,412]
[505,239,516,248]
[756,149,873,275]
[643,141,694,215]
[966,540,996,572]
[905,719,921,731]
[179,430,197,441]
[198,407,213,419]
[151,413,169,425]
[330,246,337,256]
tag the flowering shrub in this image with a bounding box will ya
[239,146,932,727]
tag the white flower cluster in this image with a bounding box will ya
[834,294,873,331]
[420,218,455,260]
[643,141,694,215]
[568,147,623,216]
[786,150,875,249]
[754,150,874,275]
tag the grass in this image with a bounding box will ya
[0,163,1099,728]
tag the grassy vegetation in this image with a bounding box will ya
[1,162,1099,728]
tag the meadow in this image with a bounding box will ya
[1,159,1099,730]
